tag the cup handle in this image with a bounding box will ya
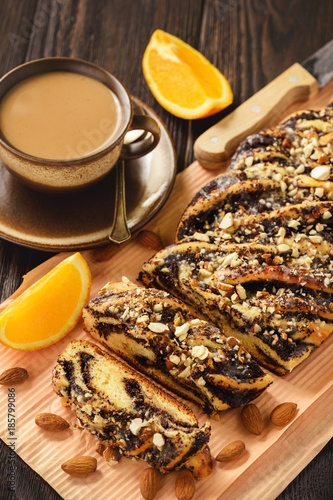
[120,114,161,160]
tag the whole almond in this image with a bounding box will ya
[241,404,263,435]
[0,367,29,385]
[61,456,97,477]
[216,440,246,462]
[137,230,163,251]
[35,413,70,432]
[139,467,161,500]
[175,469,196,500]
[270,402,297,426]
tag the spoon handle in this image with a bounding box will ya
[109,160,131,244]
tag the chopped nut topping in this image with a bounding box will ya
[129,418,144,435]
[288,219,300,229]
[295,164,305,174]
[193,231,210,242]
[219,212,234,229]
[315,187,324,198]
[148,322,170,333]
[191,345,209,360]
[303,144,313,158]
[169,354,180,365]
[318,153,329,164]
[236,284,247,300]
[175,323,190,340]
[311,165,331,180]
[309,235,323,243]
[153,433,165,448]
[137,314,150,324]
[177,365,192,378]
[277,243,291,253]
[221,252,239,267]
[147,106,333,380]
[218,282,234,292]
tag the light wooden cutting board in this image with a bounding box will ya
[0,79,332,500]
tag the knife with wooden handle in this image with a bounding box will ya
[194,39,333,170]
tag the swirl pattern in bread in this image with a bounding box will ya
[140,107,333,375]
[177,107,333,243]
[52,339,212,476]
[83,279,272,415]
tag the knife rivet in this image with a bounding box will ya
[210,136,220,143]
[289,76,299,82]
[251,105,261,113]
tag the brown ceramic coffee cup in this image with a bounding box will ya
[0,57,160,193]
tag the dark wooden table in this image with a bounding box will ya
[0,1,332,499]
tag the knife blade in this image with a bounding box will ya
[194,38,333,170]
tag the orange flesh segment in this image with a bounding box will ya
[148,50,209,107]
[4,264,81,344]
[173,46,223,99]
[142,30,233,118]
[0,252,91,351]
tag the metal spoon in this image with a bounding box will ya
[109,103,153,244]
[109,158,131,243]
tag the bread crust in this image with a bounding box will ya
[83,280,272,415]
[141,107,333,375]
[52,339,212,476]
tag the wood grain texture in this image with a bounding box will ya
[190,0,333,163]
[0,1,332,499]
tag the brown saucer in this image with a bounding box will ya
[0,98,176,251]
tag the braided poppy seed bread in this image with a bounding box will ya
[140,240,333,375]
[140,106,333,376]
[176,107,333,243]
[82,279,272,416]
[52,339,212,477]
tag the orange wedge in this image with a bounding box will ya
[142,29,233,119]
[0,252,91,351]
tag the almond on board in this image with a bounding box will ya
[241,403,263,435]
[139,467,161,500]
[175,469,196,500]
[137,230,164,251]
[35,413,70,432]
[216,440,246,462]
[61,456,97,477]
[0,367,29,385]
[270,402,297,426]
